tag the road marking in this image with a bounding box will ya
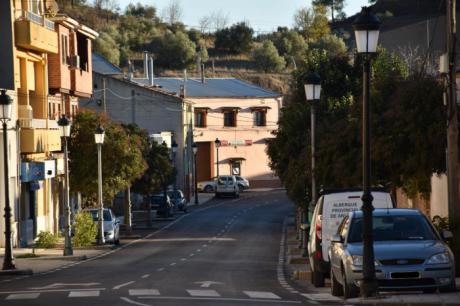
[157,268,164,271]
[170,262,176,266]
[141,274,150,279]
[190,253,195,257]
[301,293,342,301]
[6,293,40,300]
[196,249,201,252]
[181,258,187,261]
[202,244,207,248]
[121,297,151,306]
[139,296,302,304]
[68,290,100,297]
[0,288,106,294]
[193,281,224,288]
[30,283,100,290]
[113,281,135,290]
[244,291,281,299]
[186,289,221,297]
[129,289,160,296]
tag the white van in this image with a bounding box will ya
[215,175,240,198]
[307,189,394,287]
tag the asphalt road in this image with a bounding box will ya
[0,190,322,306]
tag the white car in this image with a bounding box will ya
[198,177,217,193]
[235,176,250,190]
[215,175,239,198]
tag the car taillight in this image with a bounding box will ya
[315,215,322,240]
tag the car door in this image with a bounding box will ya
[330,216,349,283]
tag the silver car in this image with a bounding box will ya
[329,209,455,298]
[87,208,121,245]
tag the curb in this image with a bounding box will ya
[0,269,33,276]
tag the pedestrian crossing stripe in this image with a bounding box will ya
[6,293,40,300]
[186,289,220,297]
[243,291,281,299]
[129,289,160,296]
[68,291,100,297]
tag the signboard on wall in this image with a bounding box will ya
[220,140,253,147]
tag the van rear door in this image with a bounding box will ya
[321,191,393,262]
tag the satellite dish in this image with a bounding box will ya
[45,0,59,17]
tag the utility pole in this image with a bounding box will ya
[446,0,460,274]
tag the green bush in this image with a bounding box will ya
[73,212,97,247]
[34,231,59,249]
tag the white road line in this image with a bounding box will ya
[190,253,195,257]
[196,249,201,252]
[157,268,165,271]
[113,281,135,290]
[202,244,207,247]
[141,274,150,279]
[180,258,187,261]
[120,297,151,306]
[6,293,40,300]
[129,289,160,296]
[170,262,176,266]
[244,291,281,299]
[0,289,106,294]
[68,290,100,297]
[186,289,221,297]
[139,296,302,304]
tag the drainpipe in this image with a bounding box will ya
[149,56,154,86]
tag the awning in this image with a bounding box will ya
[250,106,271,111]
[221,107,242,112]
[221,157,247,163]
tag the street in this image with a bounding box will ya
[0,190,318,306]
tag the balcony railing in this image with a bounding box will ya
[19,10,55,31]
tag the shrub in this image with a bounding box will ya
[34,231,59,249]
[73,212,97,247]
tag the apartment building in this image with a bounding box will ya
[0,0,97,247]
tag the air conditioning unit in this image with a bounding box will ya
[68,55,80,69]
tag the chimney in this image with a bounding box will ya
[143,51,149,79]
[128,60,133,80]
[149,55,154,86]
[180,85,186,98]
[183,69,187,82]
[201,63,205,84]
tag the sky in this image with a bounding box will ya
[117,0,370,32]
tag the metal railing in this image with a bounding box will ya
[19,10,55,31]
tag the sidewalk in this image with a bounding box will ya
[283,217,460,304]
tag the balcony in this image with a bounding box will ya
[19,119,61,153]
[15,11,58,54]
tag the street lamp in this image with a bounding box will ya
[57,115,73,256]
[172,141,178,191]
[353,6,381,298]
[0,90,15,270]
[303,72,321,257]
[192,143,199,205]
[214,138,221,177]
[94,125,105,245]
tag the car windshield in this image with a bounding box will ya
[151,196,166,204]
[167,191,182,199]
[89,210,112,222]
[348,215,437,243]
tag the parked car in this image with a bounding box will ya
[86,208,120,245]
[197,177,217,193]
[308,189,394,287]
[167,189,187,213]
[329,209,456,298]
[150,193,174,217]
[215,175,239,198]
[235,176,250,190]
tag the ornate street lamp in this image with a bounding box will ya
[302,72,321,258]
[214,138,221,177]
[353,6,381,298]
[0,90,15,270]
[57,115,73,256]
[94,125,105,245]
[192,143,199,205]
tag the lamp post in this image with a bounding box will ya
[172,141,178,191]
[58,115,73,256]
[0,90,15,270]
[94,126,105,245]
[303,72,321,257]
[192,143,199,205]
[214,138,221,177]
[353,6,381,297]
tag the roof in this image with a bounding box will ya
[352,208,423,217]
[131,77,281,98]
[92,53,123,76]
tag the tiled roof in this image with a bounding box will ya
[132,77,281,98]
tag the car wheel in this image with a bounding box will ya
[342,267,359,299]
[330,266,344,296]
[238,184,244,191]
[204,185,213,193]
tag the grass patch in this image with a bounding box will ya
[16,253,40,259]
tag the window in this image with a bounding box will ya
[231,161,241,175]
[224,111,236,127]
[77,33,89,71]
[194,109,207,128]
[61,35,68,65]
[253,110,266,126]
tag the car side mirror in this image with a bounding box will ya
[441,230,453,241]
[331,234,343,244]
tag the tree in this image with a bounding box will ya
[312,0,346,22]
[94,31,120,66]
[252,41,286,73]
[148,30,197,70]
[271,30,308,68]
[69,110,146,206]
[125,2,158,20]
[309,34,347,57]
[199,10,230,33]
[293,5,330,42]
[162,0,183,25]
[214,22,254,54]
